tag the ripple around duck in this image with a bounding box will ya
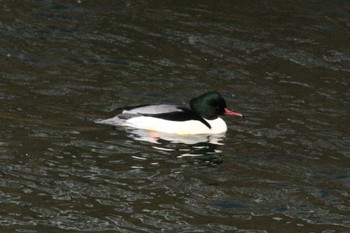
[1,0,350,232]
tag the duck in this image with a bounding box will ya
[95,91,244,135]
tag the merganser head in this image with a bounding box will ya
[190,91,244,120]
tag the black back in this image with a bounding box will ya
[144,107,211,129]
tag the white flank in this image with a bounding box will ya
[124,116,227,135]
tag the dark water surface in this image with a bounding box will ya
[1,1,350,232]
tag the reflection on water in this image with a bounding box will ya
[124,127,225,165]
[1,0,350,232]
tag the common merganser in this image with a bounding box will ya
[96,91,244,135]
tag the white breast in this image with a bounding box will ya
[124,116,227,135]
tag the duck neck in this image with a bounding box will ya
[190,98,217,120]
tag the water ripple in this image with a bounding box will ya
[1,1,350,232]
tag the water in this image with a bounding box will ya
[1,1,350,232]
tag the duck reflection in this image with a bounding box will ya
[124,127,225,165]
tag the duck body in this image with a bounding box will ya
[96,91,243,135]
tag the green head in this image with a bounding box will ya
[190,91,243,120]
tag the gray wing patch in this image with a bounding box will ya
[122,104,182,115]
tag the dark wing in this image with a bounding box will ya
[144,107,211,129]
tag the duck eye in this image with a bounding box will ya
[216,106,223,112]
